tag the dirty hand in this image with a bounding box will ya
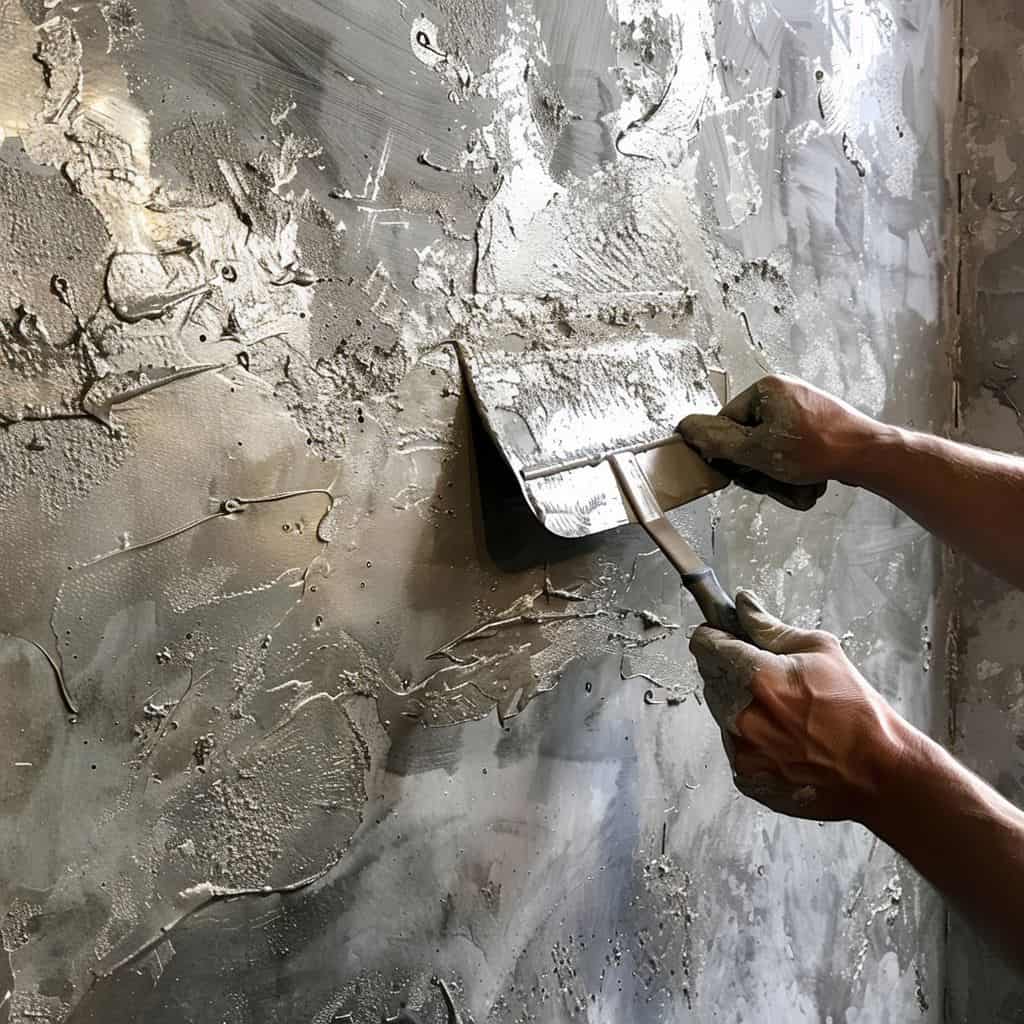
[689,591,902,821]
[678,375,883,509]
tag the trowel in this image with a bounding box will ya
[458,335,743,634]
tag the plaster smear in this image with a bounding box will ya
[811,0,921,198]
[0,382,382,1019]
[0,2,318,429]
[613,0,715,161]
[0,7,680,1017]
[396,0,916,747]
[0,4,372,1019]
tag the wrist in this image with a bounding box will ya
[852,710,930,830]
[835,418,905,490]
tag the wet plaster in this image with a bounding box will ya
[0,0,950,1021]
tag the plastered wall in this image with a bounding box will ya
[947,0,1024,1018]
[1,1,953,1021]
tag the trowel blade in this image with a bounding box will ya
[459,335,729,539]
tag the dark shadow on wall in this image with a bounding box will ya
[463,394,603,574]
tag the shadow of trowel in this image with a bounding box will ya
[463,395,604,574]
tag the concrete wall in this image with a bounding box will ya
[948,0,1024,1018]
[0,1,954,1021]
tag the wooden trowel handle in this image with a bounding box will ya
[680,568,744,637]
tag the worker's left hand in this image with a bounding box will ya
[690,591,904,821]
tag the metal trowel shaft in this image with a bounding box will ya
[521,433,684,481]
[608,452,743,636]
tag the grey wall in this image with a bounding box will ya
[948,0,1024,1019]
[0,0,955,1021]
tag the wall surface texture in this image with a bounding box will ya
[949,0,1024,1019]
[0,0,959,1021]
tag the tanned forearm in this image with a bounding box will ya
[845,425,1024,588]
[681,378,1024,966]
[679,376,1024,585]
[861,716,1024,968]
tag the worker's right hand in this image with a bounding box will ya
[690,591,905,822]
[677,374,884,509]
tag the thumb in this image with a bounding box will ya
[735,591,828,655]
[677,413,753,463]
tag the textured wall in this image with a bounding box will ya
[0,1,950,1021]
[949,0,1024,1018]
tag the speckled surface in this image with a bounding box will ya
[0,1,952,1021]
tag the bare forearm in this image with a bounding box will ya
[861,718,1024,967]
[845,425,1024,587]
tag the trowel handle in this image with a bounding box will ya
[680,568,744,637]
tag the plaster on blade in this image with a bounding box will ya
[459,335,729,539]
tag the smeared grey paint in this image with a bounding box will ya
[0,0,955,1021]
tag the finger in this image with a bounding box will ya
[691,627,771,734]
[689,625,767,678]
[734,591,832,656]
[714,465,826,510]
[762,479,828,511]
[720,380,764,424]
[676,414,755,463]
[733,747,780,779]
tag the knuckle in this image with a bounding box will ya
[746,671,774,702]
[689,627,712,653]
[812,630,841,652]
[746,660,768,687]
[680,412,711,435]
[733,704,756,737]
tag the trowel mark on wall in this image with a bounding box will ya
[812,0,919,198]
[0,7,353,986]
[1,4,326,438]
[12,488,379,1016]
[385,551,706,728]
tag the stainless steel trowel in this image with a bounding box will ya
[458,335,743,635]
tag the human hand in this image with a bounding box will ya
[678,374,884,509]
[689,591,903,822]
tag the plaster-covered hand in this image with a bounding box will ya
[678,374,883,509]
[690,591,901,822]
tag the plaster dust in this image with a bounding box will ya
[0,0,948,1021]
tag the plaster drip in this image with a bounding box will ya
[82,363,225,426]
[543,576,585,602]
[426,607,610,664]
[91,868,334,983]
[434,978,462,1024]
[981,372,1024,432]
[0,633,78,715]
[79,488,336,570]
